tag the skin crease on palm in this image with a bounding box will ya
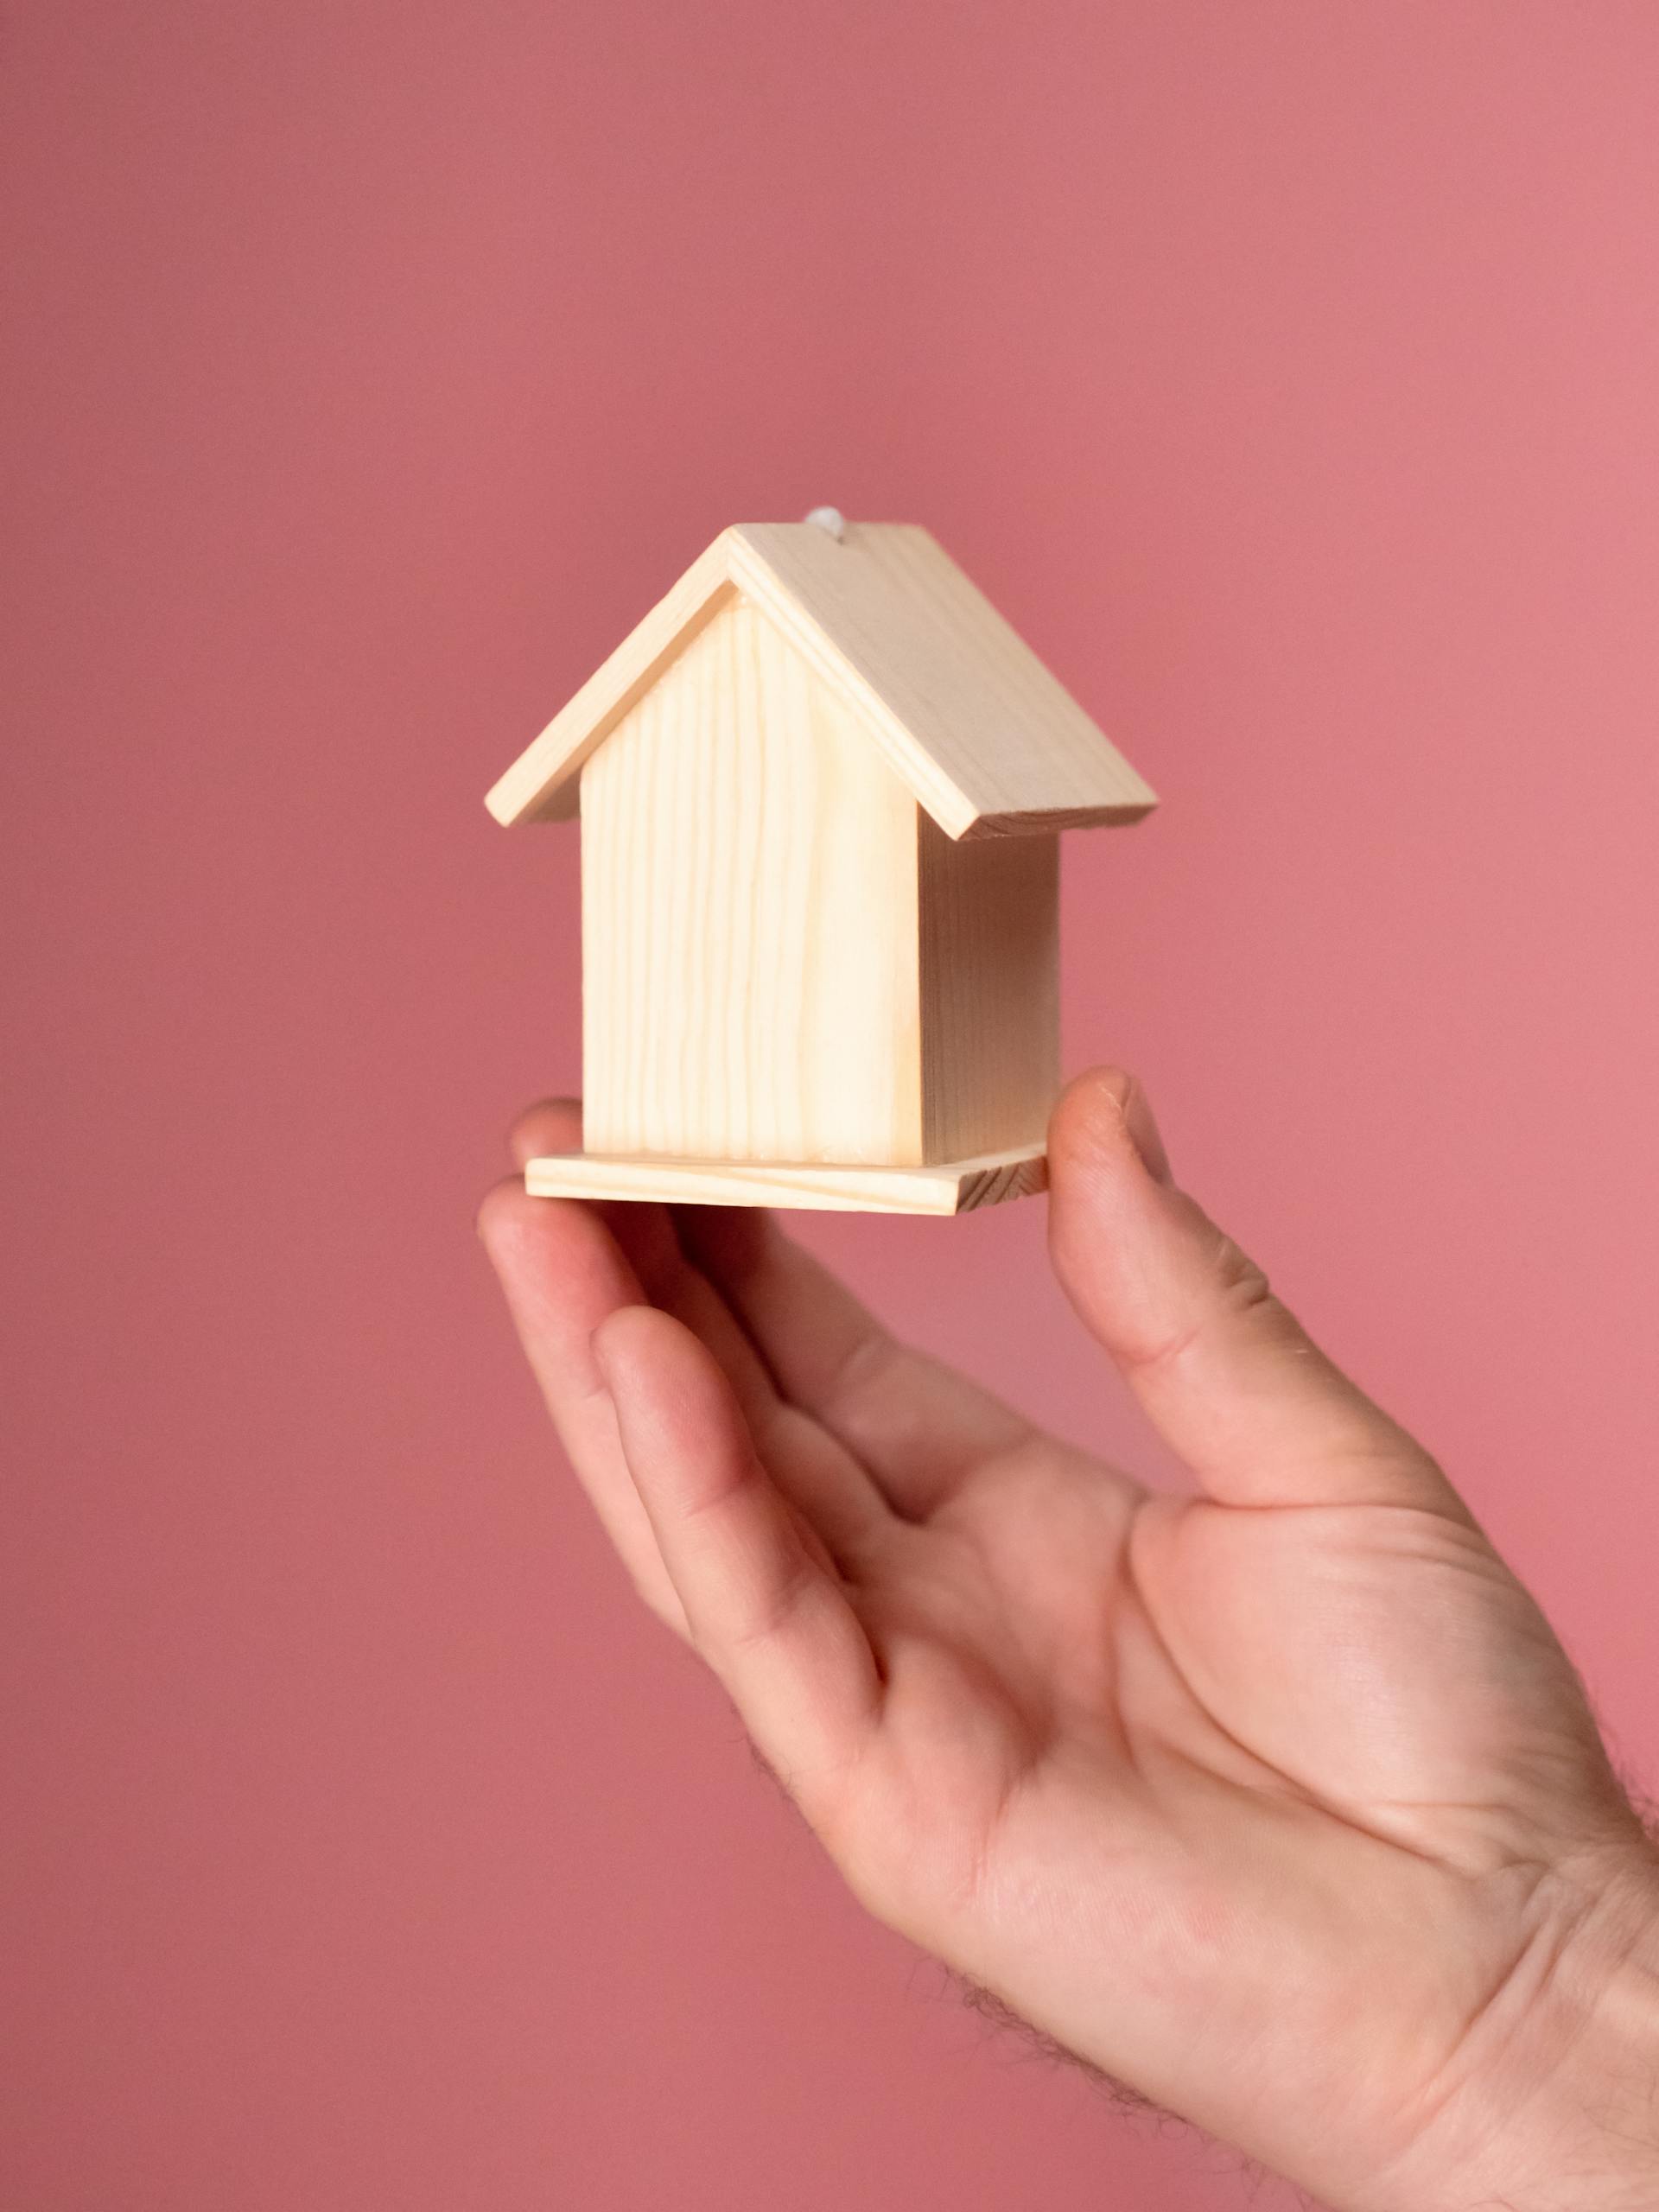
[478,1068,1659,2212]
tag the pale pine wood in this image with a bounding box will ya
[580,594,925,1165]
[918,821,1060,1160]
[728,524,1155,839]
[488,518,1155,1213]
[487,522,1156,840]
[523,1144,1047,1215]
[484,538,735,826]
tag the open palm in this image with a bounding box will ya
[480,1071,1656,2212]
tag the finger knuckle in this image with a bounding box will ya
[1208,1231,1274,1316]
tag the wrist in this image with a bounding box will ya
[1406,1842,1659,2212]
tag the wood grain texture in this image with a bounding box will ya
[728,523,1155,839]
[581,594,925,1164]
[487,522,1157,840]
[523,1145,1047,1215]
[483,538,734,826]
[918,821,1059,1160]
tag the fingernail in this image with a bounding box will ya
[1090,1068,1172,1185]
[1120,1078,1173,1185]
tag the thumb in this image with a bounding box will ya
[1047,1069,1462,1516]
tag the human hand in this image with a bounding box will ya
[479,1072,1659,2211]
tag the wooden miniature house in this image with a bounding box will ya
[486,516,1155,1214]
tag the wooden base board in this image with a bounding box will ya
[523,1145,1047,1216]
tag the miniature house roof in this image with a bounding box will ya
[486,521,1156,842]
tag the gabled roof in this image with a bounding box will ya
[485,521,1156,841]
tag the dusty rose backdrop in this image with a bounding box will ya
[5,5,1659,2207]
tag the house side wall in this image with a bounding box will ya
[918,822,1059,1161]
[581,595,925,1164]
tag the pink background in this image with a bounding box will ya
[5,6,1659,2207]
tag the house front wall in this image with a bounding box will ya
[580,594,925,1164]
